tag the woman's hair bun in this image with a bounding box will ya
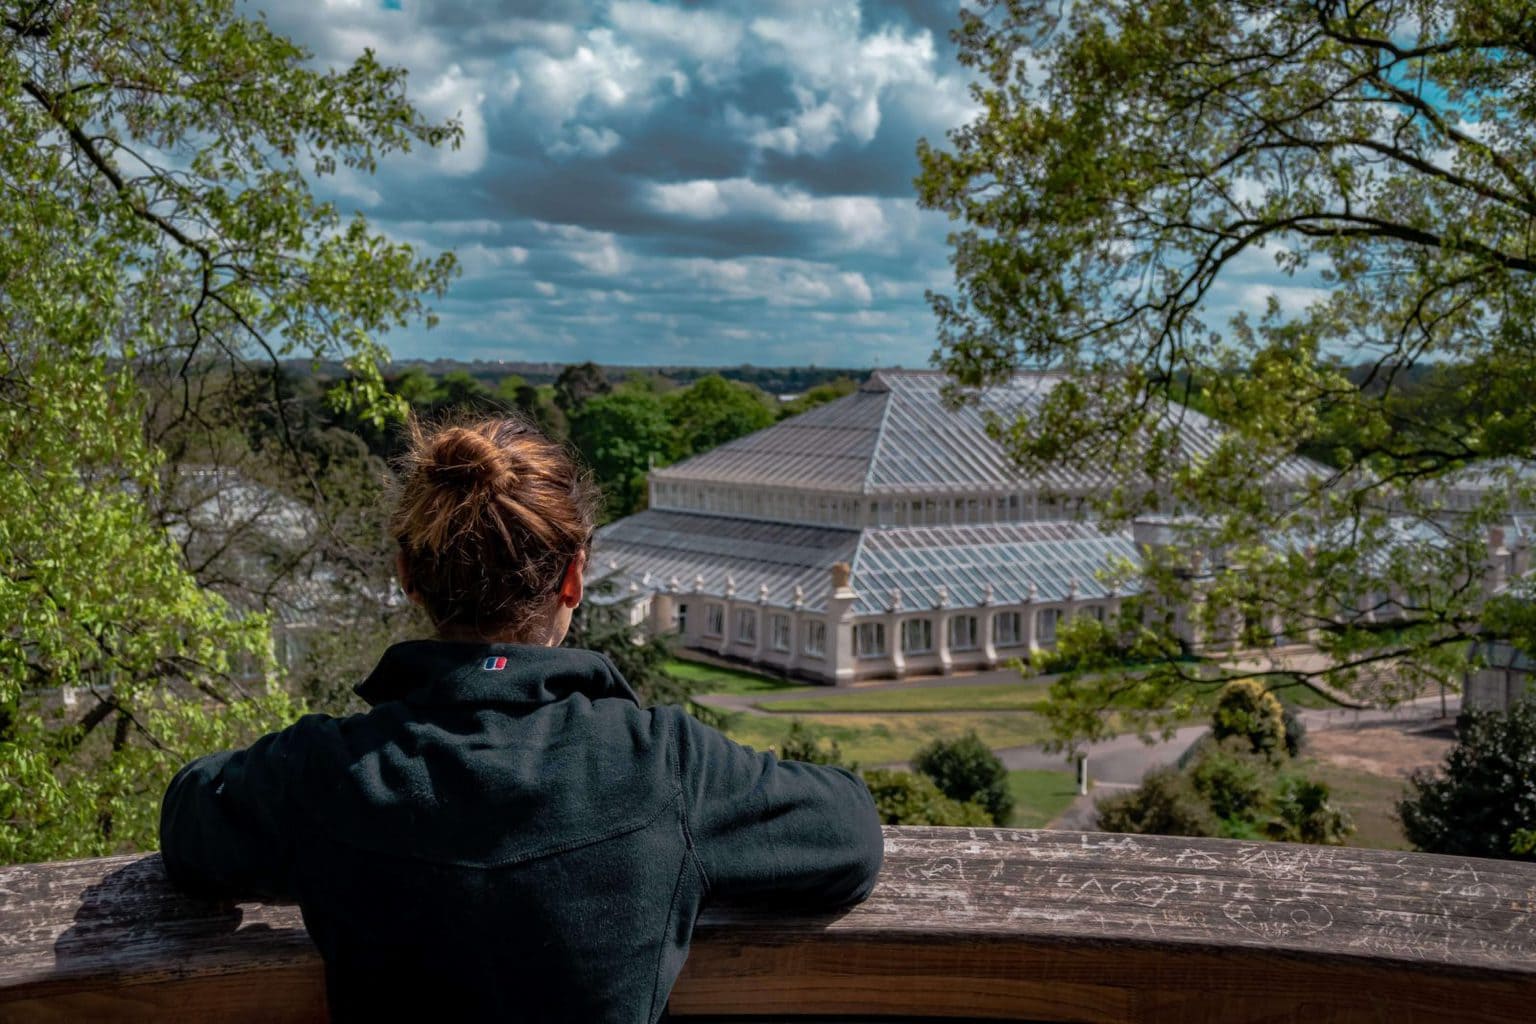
[391,414,600,638]
[421,426,516,489]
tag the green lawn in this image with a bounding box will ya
[1265,680,1349,710]
[1007,770,1080,829]
[665,658,813,696]
[1307,760,1413,850]
[720,711,1053,768]
[757,680,1054,714]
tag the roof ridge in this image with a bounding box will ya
[860,379,896,495]
[848,525,870,581]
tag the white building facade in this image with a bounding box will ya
[588,370,1291,684]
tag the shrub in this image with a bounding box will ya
[1189,738,1269,821]
[777,721,850,768]
[1266,775,1354,845]
[1211,679,1287,760]
[1280,705,1307,758]
[912,731,1014,826]
[1399,698,1536,861]
[860,769,993,827]
[1095,767,1218,837]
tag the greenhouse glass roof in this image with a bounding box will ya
[651,369,1325,498]
[590,510,1140,616]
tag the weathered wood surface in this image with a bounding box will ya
[1,827,1533,1022]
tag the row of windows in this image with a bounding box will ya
[698,604,826,657]
[697,603,1105,660]
[651,483,1090,527]
[855,606,1103,658]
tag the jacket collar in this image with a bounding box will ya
[354,640,640,710]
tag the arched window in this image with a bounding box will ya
[901,618,933,654]
[855,622,887,658]
[1037,608,1061,645]
[948,615,979,651]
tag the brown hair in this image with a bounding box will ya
[391,415,599,639]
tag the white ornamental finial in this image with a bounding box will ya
[981,582,994,605]
[792,585,805,609]
[725,575,737,598]
[935,585,949,608]
[668,575,681,593]
[759,583,769,604]
[889,588,903,612]
[693,574,705,593]
[1027,581,1038,602]
[1068,578,1079,599]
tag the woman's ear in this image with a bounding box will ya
[559,549,586,610]
[396,549,422,606]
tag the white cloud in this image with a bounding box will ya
[411,64,489,175]
[745,3,941,153]
[534,222,632,276]
[453,244,532,280]
[253,0,967,367]
[609,1,744,63]
[549,125,624,159]
[646,178,891,248]
[518,29,658,125]
[670,256,876,307]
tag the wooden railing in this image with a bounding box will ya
[3,827,1533,1022]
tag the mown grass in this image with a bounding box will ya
[664,658,813,696]
[720,711,1053,767]
[1007,770,1080,829]
[1306,759,1413,850]
[756,680,1054,714]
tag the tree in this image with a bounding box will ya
[1,0,457,861]
[1399,698,1536,861]
[554,361,611,415]
[778,377,858,419]
[918,0,1536,745]
[860,768,994,827]
[1211,680,1288,762]
[1099,737,1353,844]
[436,370,493,413]
[568,387,673,520]
[665,374,776,460]
[911,732,1014,826]
[776,720,850,767]
[563,598,688,709]
[1096,767,1219,838]
[392,368,443,410]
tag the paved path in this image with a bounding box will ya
[1027,694,1460,829]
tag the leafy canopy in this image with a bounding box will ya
[1399,698,1536,860]
[1,0,456,861]
[919,0,1536,743]
[912,731,1015,826]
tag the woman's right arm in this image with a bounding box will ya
[159,715,324,902]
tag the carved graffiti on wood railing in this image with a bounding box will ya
[2,827,1533,1023]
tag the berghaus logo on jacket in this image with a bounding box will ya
[483,656,507,671]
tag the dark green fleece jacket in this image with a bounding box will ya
[160,641,883,1023]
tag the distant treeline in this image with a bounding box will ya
[285,359,870,397]
[272,361,863,524]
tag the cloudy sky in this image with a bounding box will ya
[260,0,1298,367]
